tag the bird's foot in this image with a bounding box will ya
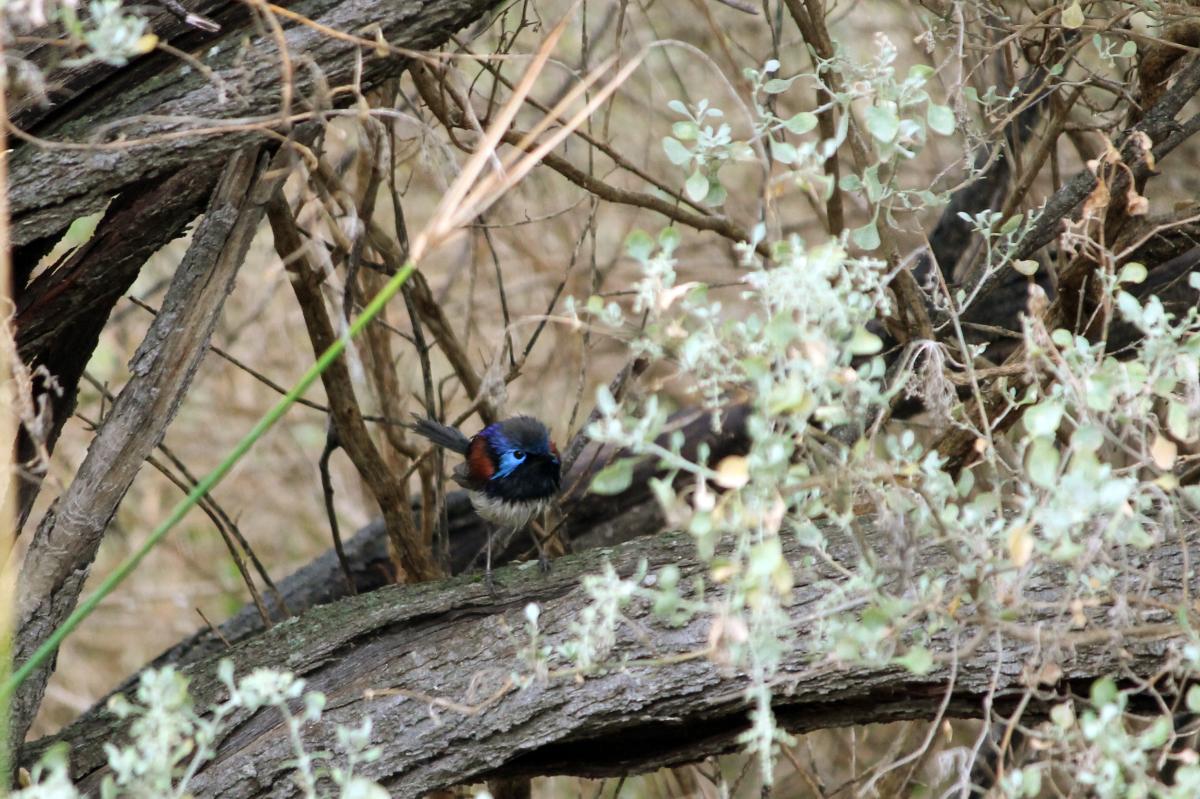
[484,567,498,597]
[538,553,552,575]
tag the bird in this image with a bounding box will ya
[408,415,562,587]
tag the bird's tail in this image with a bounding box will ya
[407,415,471,455]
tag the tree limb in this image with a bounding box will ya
[957,53,1200,323]
[9,0,502,251]
[27,520,1196,798]
[11,146,271,754]
[9,1,504,535]
[12,163,218,531]
[104,403,753,683]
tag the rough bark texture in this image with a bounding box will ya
[8,1,503,534]
[10,147,269,752]
[9,0,501,251]
[12,163,218,529]
[957,53,1200,329]
[27,523,1196,798]
[8,6,1200,794]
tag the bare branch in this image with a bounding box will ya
[266,194,440,583]
[11,146,274,751]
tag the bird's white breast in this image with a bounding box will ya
[468,492,549,529]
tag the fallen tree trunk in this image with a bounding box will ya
[27,519,1195,797]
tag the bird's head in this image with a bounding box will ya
[471,416,561,502]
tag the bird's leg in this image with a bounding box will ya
[484,526,497,595]
[529,523,552,574]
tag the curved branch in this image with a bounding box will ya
[104,403,754,683]
[27,521,1196,798]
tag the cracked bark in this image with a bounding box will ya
[8,1,505,534]
[12,163,218,531]
[101,404,755,684]
[24,521,1196,798]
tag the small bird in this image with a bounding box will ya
[409,415,562,585]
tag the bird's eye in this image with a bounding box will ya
[513,450,526,460]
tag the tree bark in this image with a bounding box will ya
[10,147,271,752]
[12,163,219,530]
[25,519,1195,798]
[8,1,503,531]
[9,0,501,252]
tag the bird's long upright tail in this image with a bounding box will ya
[407,415,472,454]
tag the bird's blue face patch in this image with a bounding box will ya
[482,422,552,481]
[493,448,528,479]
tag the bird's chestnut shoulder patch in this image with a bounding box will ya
[466,436,495,481]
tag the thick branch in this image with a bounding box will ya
[12,163,218,530]
[958,54,1200,320]
[30,523,1196,798]
[109,404,754,682]
[11,147,270,752]
[9,0,501,250]
[8,0,503,527]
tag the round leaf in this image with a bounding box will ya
[851,221,880,250]
[672,120,699,141]
[663,136,692,165]
[1008,524,1034,567]
[1151,434,1178,470]
[866,104,900,143]
[1090,676,1118,706]
[685,169,709,202]
[784,111,818,134]
[764,76,797,94]
[771,139,798,164]
[591,458,638,495]
[1187,685,1200,713]
[1062,1,1084,29]
[1024,400,1064,438]
[1168,401,1191,442]
[1118,261,1147,285]
[926,103,955,136]
[1026,438,1060,488]
[625,230,654,261]
[847,327,883,355]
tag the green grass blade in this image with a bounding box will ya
[0,260,417,702]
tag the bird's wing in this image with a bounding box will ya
[451,462,481,491]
